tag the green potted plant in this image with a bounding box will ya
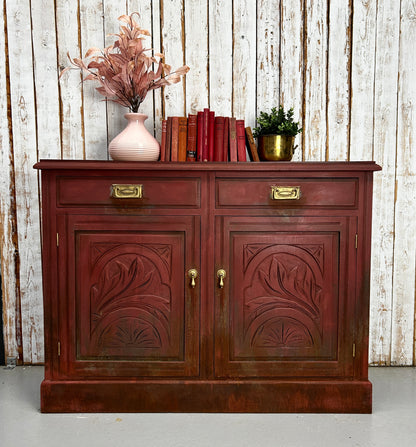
[253,106,302,161]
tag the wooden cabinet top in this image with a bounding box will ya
[34,160,381,173]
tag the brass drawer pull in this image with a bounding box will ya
[111,184,143,199]
[271,186,301,200]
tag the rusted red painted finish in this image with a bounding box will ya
[35,160,380,413]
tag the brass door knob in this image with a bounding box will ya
[217,269,226,288]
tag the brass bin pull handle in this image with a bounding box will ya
[188,269,198,288]
[217,269,226,288]
[111,184,143,199]
[271,186,301,200]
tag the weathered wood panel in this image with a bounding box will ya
[56,0,85,160]
[184,0,209,114]
[391,0,416,366]
[280,0,303,161]
[303,0,328,161]
[161,0,186,117]
[0,1,19,363]
[79,0,107,160]
[209,0,232,116]
[350,0,376,161]
[257,0,280,117]
[369,0,400,366]
[327,1,350,161]
[1,0,416,366]
[5,0,44,364]
[233,0,256,125]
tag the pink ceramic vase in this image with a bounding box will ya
[109,113,160,161]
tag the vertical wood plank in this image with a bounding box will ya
[104,2,128,145]
[0,1,19,362]
[79,0,108,160]
[184,0,209,114]
[280,0,303,161]
[56,0,85,159]
[391,0,416,365]
[303,0,328,161]
[349,0,376,161]
[6,0,44,364]
[326,1,351,161]
[160,0,186,117]
[31,0,61,160]
[208,0,233,116]
[368,0,401,366]
[257,0,280,118]
[233,0,256,125]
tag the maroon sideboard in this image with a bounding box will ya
[35,160,381,413]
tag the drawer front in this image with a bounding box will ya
[216,178,358,208]
[57,175,201,208]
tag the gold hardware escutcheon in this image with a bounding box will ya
[217,269,226,288]
[111,184,143,199]
[271,186,301,200]
[188,269,198,288]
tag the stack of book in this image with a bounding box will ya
[160,108,260,162]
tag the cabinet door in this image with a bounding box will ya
[215,216,356,378]
[59,215,200,378]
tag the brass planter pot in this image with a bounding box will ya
[257,135,295,161]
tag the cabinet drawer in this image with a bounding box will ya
[57,176,200,208]
[216,178,358,208]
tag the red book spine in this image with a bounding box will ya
[208,111,215,161]
[160,119,167,161]
[202,108,210,161]
[229,117,237,162]
[214,116,225,161]
[170,116,179,161]
[186,114,197,161]
[236,119,247,161]
[178,117,188,162]
[245,126,260,162]
[197,111,204,161]
[223,117,229,161]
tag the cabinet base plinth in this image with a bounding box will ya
[41,379,372,413]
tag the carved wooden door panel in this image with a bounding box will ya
[215,216,356,378]
[59,214,200,378]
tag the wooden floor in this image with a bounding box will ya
[0,366,415,446]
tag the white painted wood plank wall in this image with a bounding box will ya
[0,0,415,366]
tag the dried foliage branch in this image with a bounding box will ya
[60,12,190,112]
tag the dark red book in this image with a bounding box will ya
[160,119,167,161]
[197,111,204,161]
[208,111,215,161]
[236,119,247,161]
[229,117,237,162]
[186,114,197,161]
[223,117,229,161]
[214,116,225,161]
[170,116,180,161]
[178,117,188,162]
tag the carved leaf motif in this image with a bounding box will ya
[92,255,155,313]
[258,255,321,316]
